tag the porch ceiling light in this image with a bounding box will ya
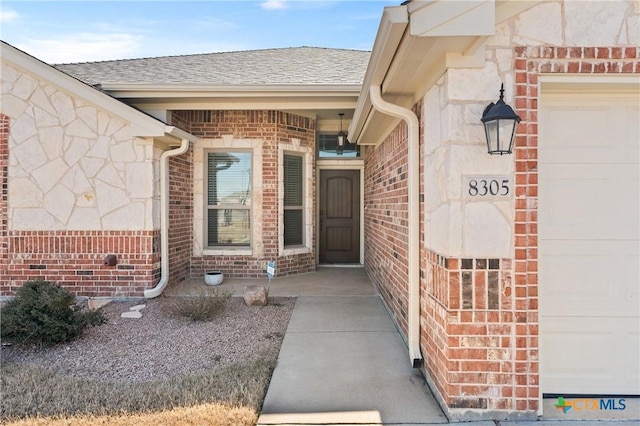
[481,84,521,155]
[337,113,347,156]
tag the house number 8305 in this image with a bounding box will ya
[464,176,511,198]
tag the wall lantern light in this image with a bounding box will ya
[481,84,521,155]
[337,113,347,156]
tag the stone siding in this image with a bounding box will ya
[0,63,160,295]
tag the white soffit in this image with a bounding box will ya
[408,0,495,37]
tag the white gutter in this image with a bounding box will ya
[369,85,422,367]
[144,138,190,298]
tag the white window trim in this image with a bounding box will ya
[193,136,263,257]
[279,140,313,256]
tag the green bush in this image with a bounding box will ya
[163,288,231,321]
[0,280,107,346]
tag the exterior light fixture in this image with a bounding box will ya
[337,113,347,155]
[481,84,521,155]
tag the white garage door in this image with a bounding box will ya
[539,84,640,395]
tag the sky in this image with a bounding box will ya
[1,0,398,64]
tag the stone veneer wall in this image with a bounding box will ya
[0,63,161,296]
[173,110,316,278]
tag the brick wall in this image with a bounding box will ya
[1,230,159,297]
[363,115,412,336]
[175,110,316,278]
[421,251,520,411]
[167,147,193,286]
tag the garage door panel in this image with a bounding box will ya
[540,88,640,397]
[540,244,639,316]
[540,164,639,240]
[541,103,638,164]
[541,317,640,395]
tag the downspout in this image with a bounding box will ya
[369,86,422,368]
[144,138,190,298]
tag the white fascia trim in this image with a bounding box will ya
[165,125,199,143]
[1,41,166,138]
[408,0,495,37]
[348,6,409,143]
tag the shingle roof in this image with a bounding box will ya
[55,47,370,86]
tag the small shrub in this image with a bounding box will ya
[163,288,231,321]
[0,280,107,346]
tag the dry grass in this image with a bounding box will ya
[2,403,256,426]
[1,355,275,425]
[162,287,232,321]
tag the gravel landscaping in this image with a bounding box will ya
[1,296,295,383]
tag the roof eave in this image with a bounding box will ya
[348,6,409,144]
[349,0,544,146]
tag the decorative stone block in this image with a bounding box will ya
[243,285,268,307]
[44,184,75,224]
[125,163,153,198]
[463,202,511,258]
[447,63,502,102]
[51,91,75,125]
[11,208,56,230]
[67,118,96,138]
[64,137,90,166]
[10,178,43,208]
[129,304,146,311]
[565,0,627,46]
[11,114,38,145]
[102,202,145,230]
[67,207,101,229]
[13,74,38,100]
[40,127,64,160]
[513,2,562,46]
[31,157,67,193]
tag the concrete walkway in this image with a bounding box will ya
[257,294,448,425]
[169,268,638,425]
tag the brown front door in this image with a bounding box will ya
[319,170,360,264]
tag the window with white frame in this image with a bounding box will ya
[206,151,251,247]
[283,153,303,246]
